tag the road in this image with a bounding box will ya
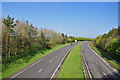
[11,42,79,79]
[82,42,120,79]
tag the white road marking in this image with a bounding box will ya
[81,45,92,79]
[88,44,111,72]
[88,43,120,77]
[11,58,43,79]
[50,60,52,63]
[103,72,108,78]
[92,57,93,59]
[99,60,112,74]
[88,45,109,65]
[50,45,75,79]
[103,72,106,76]
[39,69,43,73]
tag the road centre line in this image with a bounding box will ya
[88,44,113,74]
[50,60,52,63]
[11,58,43,79]
[50,45,75,79]
[103,72,108,78]
[92,57,93,59]
[88,44,109,65]
[39,69,43,73]
[88,43,120,77]
[103,72,106,76]
[87,44,111,74]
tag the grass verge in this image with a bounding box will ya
[57,43,85,78]
[2,43,69,78]
[89,42,120,70]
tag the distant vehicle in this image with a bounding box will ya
[75,40,78,44]
[75,40,77,42]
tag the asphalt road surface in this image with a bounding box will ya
[82,42,120,79]
[11,42,79,79]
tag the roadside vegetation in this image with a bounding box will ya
[92,26,120,69]
[89,43,120,70]
[2,44,69,78]
[57,43,86,78]
[2,15,75,78]
[75,37,93,41]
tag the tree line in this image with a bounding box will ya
[2,15,75,64]
[75,37,93,41]
[93,26,120,62]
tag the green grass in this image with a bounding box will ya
[57,43,85,78]
[89,42,120,70]
[2,43,69,78]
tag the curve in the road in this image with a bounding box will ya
[82,41,120,79]
[10,42,80,80]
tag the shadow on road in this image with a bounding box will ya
[100,71,120,80]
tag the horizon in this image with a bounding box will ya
[2,2,118,38]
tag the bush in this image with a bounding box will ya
[93,27,120,62]
[108,38,118,54]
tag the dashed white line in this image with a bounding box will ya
[88,43,120,77]
[11,58,43,78]
[88,44,111,72]
[50,45,75,79]
[88,44,109,65]
[94,55,111,74]
[39,69,43,73]
[92,57,93,59]
[103,72,107,78]
[50,60,52,63]
[103,72,106,75]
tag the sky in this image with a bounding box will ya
[2,2,118,38]
[1,0,120,2]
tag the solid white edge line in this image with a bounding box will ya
[50,45,75,79]
[88,45,109,65]
[81,45,92,79]
[88,43,120,76]
[11,58,43,79]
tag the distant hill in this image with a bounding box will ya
[75,37,93,41]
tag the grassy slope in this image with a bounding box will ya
[89,42,120,70]
[57,43,84,78]
[2,43,69,78]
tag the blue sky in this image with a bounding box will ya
[1,0,119,2]
[2,2,118,38]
